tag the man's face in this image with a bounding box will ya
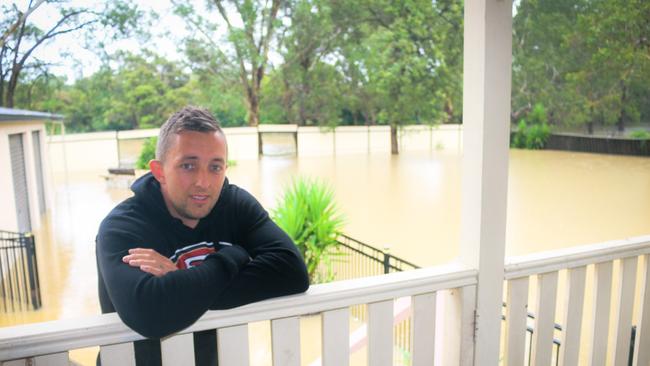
[151,130,228,228]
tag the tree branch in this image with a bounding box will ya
[213,0,251,90]
[0,0,46,48]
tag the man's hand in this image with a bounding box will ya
[123,248,177,277]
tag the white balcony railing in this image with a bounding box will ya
[503,235,650,366]
[0,263,478,366]
[1,236,649,366]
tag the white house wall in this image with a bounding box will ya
[0,121,50,233]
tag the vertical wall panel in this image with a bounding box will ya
[460,285,477,366]
[160,333,195,366]
[558,266,587,366]
[411,292,437,366]
[368,300,393,366]
[531,271,558,366]
[33,352,68,366]
[9,134,31,232]
[100,342,136,366]
[633,255,650,366]
[322,308,349,366]
[271,317,301,366]
[588,261,613,366]
[31,131,46,215]
[218,325,250,366]
[505,277,529,366]
[612,257,637,366]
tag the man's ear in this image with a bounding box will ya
[149,160,165,184]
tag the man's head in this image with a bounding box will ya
[156,106,226,162]
[150,106,228,228]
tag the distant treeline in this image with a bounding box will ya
[4,0,649,141]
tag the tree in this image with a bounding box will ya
[0,0,141,107]
[173,0,285,127]
[345,0,463,154]
[568,0,650,132]
[59,51,194,132]
[183,38,248,127]
[271,0,344,126]
[512,0,650,133]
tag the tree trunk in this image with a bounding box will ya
[5,86,15,108]
[248,94,260,127]
[390,124,399,155]
[245,84,260,127]
[616,83,627,133]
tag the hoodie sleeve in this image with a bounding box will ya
[209,188,309,309]
[96,217,250,338]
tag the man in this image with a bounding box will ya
[96,106,309,366]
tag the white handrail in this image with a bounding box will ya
[0,263,476,361]
[505,235,650,279]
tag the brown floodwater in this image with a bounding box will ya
[1,149,649,365]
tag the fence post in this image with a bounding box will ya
[23,233,41,309]
[383,246,391,274]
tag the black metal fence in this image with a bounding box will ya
[329,234,420,281]
[326,235,419,365]
[0,230,42,311]
[546,133,650,156]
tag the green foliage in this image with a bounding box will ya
[512,104,551,149]
[630,130,650,140]
[1,1,143,108]
[136,137,157,169]
[272,177,345,284]
[512,0,650,130]
[630,130,650,148]
[9,0,649,140]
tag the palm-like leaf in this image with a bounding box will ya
[272,177,345,283]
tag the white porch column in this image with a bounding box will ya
[460,0,513,365]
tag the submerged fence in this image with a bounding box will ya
[327,235,420,365]
[0,231,41,312]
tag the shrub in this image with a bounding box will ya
[272,177,345,284]
[512,119,528,148]
[136,137,157,169]
[511,103,551,149]
[630,130,650,140]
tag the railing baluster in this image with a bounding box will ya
[368,299,393,366]
[531,271,558,366]
[460,285,477,366]
[100,342,136,366]
[411,292,436,366]
[160,333,195,366]
[588,261,613,366]
[271,316,301,366]
[33,352,68,366]
[633,254,650,366]
[218,324,249,366]
[558,265,586,366]
[504,276,529,366]
[612,257,638,366]
[322,308,349,366]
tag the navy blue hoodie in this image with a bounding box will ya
[96,173,309,365]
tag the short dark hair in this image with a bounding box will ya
[156,106,225,161]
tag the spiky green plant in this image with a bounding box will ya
[272,177,345,283]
